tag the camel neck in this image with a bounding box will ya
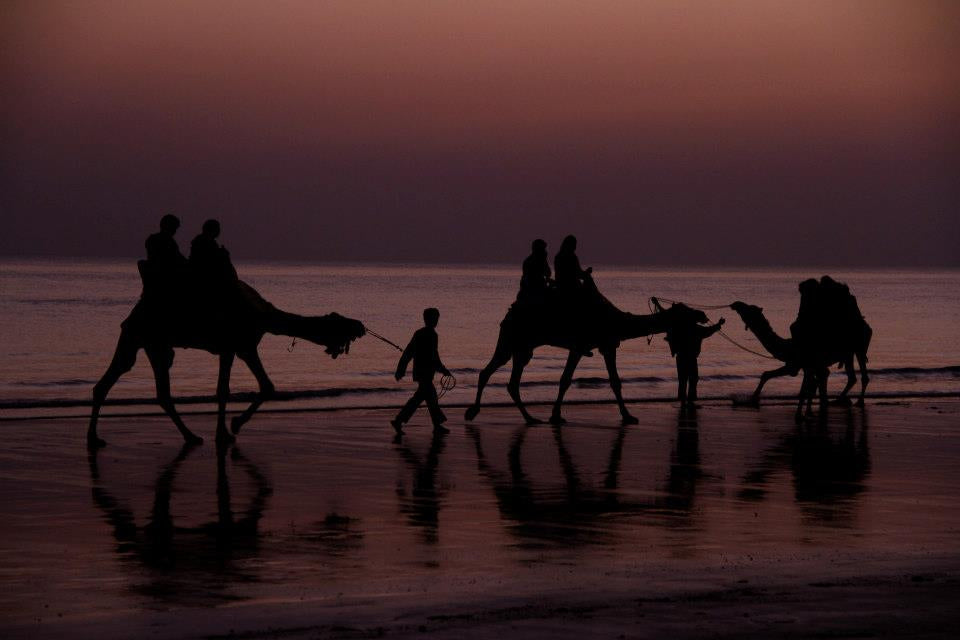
[739,312,792,360]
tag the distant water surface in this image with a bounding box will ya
[0,259,957,411]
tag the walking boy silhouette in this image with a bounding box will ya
[392,308,451,435]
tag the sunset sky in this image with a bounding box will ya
[2,0,957,266]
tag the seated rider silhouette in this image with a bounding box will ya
[816,275,867,358]
[554,234,592,293]
[518,238,553,304]
[554,234,595,355]
[141,214,187,306]
[190,219,238,283]
[789,278,820,350]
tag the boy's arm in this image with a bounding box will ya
[434,352,450,377]
[395,336,416,380]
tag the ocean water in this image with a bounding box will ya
[1,259,958,414]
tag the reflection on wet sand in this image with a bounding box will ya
[466,411,709,550]
[87,443,272,606]
[1,404,952,637]
[394,430,448,546]
[738,407,871,527]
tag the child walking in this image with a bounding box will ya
[392,308,451,434]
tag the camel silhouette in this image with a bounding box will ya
[87,275,365,447]
[729,301,871,420]
[465,277,707,425]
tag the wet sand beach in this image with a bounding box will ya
[1,400,959,638]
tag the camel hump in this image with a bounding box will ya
[235,280,276,314]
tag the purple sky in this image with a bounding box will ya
[2,1,958,266]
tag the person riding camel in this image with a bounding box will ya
[518,238,553,304]
[190,219,238,283]
[554,234,595,356]
[141,214,187,308]
[554,234,592,294]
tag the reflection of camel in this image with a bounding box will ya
[730,301,871,419]
[737,408,870,527]
[394,430,447,546]
[466,279,707,425]
[465,419,705,549]
[87,443,272,605]
[88,279,365,446]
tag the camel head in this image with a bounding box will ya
[729,301,764,331]
[305,312,366,359]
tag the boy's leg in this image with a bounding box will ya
[421,381,447,428]
[395,386,426,425]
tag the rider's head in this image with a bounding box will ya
[531,238,547,254]
[202,218,221,238]
[560,234,577,253]
[799,278,819,295]
[423,307,440,328]
[159,214,180,235]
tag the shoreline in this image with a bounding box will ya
[2,391,957,422]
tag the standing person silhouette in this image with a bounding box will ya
[392,308,451,435]
[653,299,724,409]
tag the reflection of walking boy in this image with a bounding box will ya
[392,308,451,435]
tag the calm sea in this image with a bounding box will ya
[1,259,958,414]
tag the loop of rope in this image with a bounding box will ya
[437,373,456,399]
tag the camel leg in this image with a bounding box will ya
[752,366,794,404]
[507,350,541,425]
[465,344,511,422]
[601,348,638,425]
[834,355,856,405]
[216,352,236,445]
[145,346,203,445]
[796,371,813,423]
[816,366,830,411]
[856,325,872,407]
[231,350,275,435]
[88,330,139,448]
[856,349,869,407]
[550,351,583,426]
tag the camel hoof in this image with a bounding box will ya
[184,434,204,446]
[549,414,566,426]
[524,416,544,426]
[230,416,245,435]
[87,435,107,449]
[855,398,865,408]
[621,414,639,426]
[464,405,480,422]
[832,396,853,407]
